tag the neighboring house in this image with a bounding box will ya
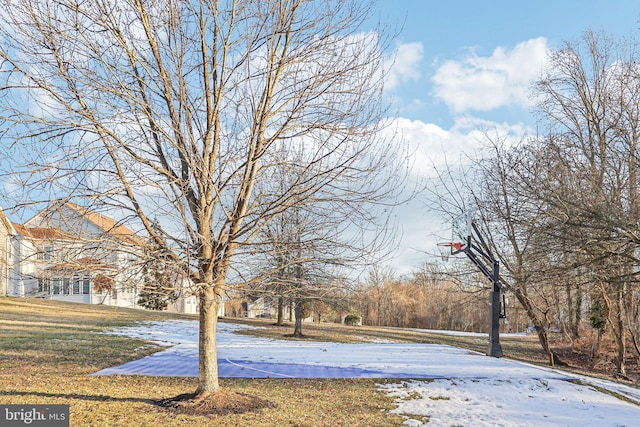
[243,296,279,319]
[0,208,15,298]
[1,201,219,316]
[241,296,316,322]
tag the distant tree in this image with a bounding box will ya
[588,295,608,361]
[245,145,400,336]
[343,313,360,326]
[137,261,179,311]
[137,281,172,310]
[92,273,115,304]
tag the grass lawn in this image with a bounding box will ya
[1,297,572,426]
[0,298,407,426]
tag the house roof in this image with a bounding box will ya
[0,207,15,236]
[22,201,146,246]
[12,224,78,241]
[41,257,117,275]
[64,202,145,246]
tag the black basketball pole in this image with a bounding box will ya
[488,259,503,357]
[461,223,504,358]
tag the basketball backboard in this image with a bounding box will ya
[450,210,472,254]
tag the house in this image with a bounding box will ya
[239,295,316,323]
[2,201,218,315]
[0,207,15,298]
[243,296,279,319]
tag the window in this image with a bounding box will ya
[37,275,93,295]
[36,246,53,261]
[52,278,61,295]
[38,279,50,293]
[45,246,53,260]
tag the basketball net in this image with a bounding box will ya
[437,242,463,262]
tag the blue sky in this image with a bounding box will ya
[377,0,640,127]
[3,1,638,275]
[370,1,640,272]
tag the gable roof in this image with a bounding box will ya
[12,224,78,241]
[0,207,16,236]
[22,201,146,247]
[63,202,145,246]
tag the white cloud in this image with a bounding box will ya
[432,37,550,113]
[387,116,528,179]
[385,42,424,91]
[376,116,531,271]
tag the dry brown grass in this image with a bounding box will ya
[0,298,404,426]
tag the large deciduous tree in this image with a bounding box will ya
[426,134,567,366]
[0,0,399,403]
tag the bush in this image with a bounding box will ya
[344,314,361,326]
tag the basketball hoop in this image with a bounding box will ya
[437,242,463,262]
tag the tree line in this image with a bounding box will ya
[427,30,640,377]
[228,262,531,335]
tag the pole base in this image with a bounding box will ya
[487,342,503,358]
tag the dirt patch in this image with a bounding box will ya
[155,390,275,416]
[553,341,640,384]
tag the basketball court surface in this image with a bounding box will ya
[92,320,558,379]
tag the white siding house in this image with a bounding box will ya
[0,208,15,298]
[1,201,220,316]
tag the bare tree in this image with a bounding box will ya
[0,0,400,405]
[429,135,568,365]
[244,142,398,335]
[525,30,640,376]
[253,204,353,337]
[424,31,640,373]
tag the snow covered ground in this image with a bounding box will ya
[94,320,640,426]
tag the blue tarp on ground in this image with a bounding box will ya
[92,350,442,378]
[91,320,571,380]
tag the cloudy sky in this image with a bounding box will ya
[372,0,640,273]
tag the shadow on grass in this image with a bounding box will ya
[0,390,155,404]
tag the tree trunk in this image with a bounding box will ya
[629,326,640,358]
[197,286,221,395]
[293,300,304,337]
[276,296,285,326]
[553,285,568,339]
[572,284,582,340]
[511,286,563,367]
[626,288,640,358]
[590,327,603,362]
[614,284,627,377]
[564,284,574,340]
[289,301,293,322]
